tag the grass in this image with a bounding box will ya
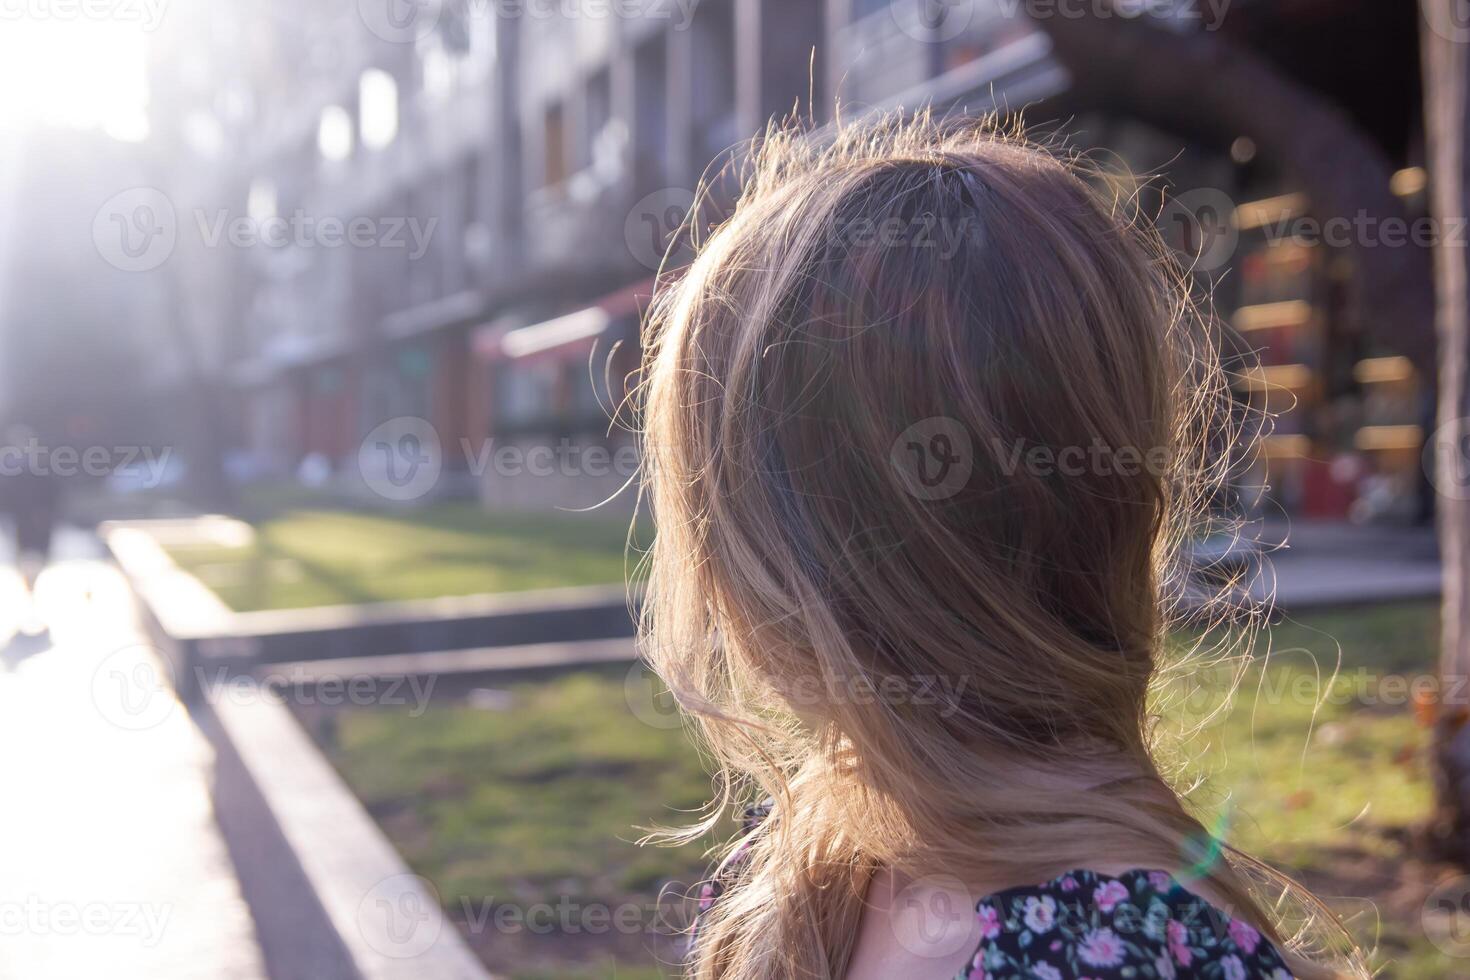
[323,666,716,978]
[1166,603,1450,977]
[318,602,1455,979]
[165,501,644,611]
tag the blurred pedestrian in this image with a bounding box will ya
[0,424,59,596]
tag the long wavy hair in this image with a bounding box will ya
[635,113,1357,980]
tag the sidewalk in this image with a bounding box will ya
[0,528,265,980]
[1259,519,1442,608]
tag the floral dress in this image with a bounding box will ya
[956,868,1293,980]
[694,807,1292,978]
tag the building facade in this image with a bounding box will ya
[150,0,1430,521]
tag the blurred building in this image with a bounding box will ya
[147,0,1429,520]
[145,0,1056,510]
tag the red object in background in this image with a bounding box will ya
[432,332,470,466]
[297,364,358,462]
[1300,454,1357,518]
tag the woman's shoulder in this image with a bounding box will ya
[956,867,1293,980]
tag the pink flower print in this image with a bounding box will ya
[1222,954,1247,980]
[1093,879,1130,913]
[1030,965,1062,980]
[1147,871,1173,893]
[1154,951,1178,979]
[1078,927,1125,968]
[1060,875,1080,892]
[1023,895,1058,934]
[976,903,1002,940]
[1227,917,1261,955]
[1167,919,1193,967]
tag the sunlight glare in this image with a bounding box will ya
[0,17,150,141]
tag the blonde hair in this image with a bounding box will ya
[635,113,1356,979]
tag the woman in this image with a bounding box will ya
[636,115,1358,979]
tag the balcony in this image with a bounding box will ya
[522,174,631,280]
[833,2,1057,110]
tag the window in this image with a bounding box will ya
[633,35,667,193]
[691,0,736,165]
[406,182,441,306]
[496,362,559,426]
[461,153,493,273]
[543,101,567,187]
[583,68,612,172]
[564,361,605,421]
[394,348,433,419]
[317,105,353,162]
[359,68,398,150]
[461,153,480,224]
[246,179,276,222]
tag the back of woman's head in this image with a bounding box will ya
[637,114,1350,979]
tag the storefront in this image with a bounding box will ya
[1226,189,1429,522]
[1089,115,1431,525]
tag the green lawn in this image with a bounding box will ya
[1166,604,1446,977]
[318,603,1453,979]
[165,502,645,611]
[324,667,714,979]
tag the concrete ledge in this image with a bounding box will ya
[224,584,636,665]
[106,524,241,701]
[229,582,633,635]
[105,525,238,636]
[197,693,358,980]
[262,637,639,707]
[102,518,636,980]
[265,636,637,684]
[101,520,639,690]
[200,678,493,980]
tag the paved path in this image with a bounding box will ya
[1259,519,1442,608]
[0,529,265,979]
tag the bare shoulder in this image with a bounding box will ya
[844,869,981,980]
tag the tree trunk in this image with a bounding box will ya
[1423,1,1470,863]
[1025,3,1437,374]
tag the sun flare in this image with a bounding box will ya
[0,15,149,141]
